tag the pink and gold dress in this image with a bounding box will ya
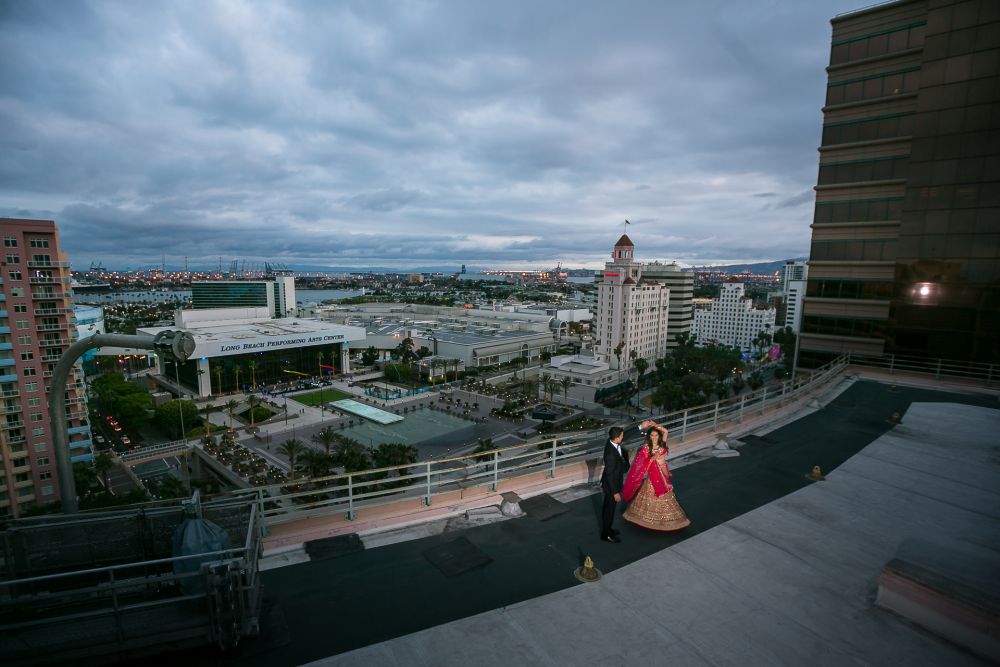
[621,447,690,531]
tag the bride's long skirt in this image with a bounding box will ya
[622,479,690,531]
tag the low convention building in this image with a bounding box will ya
[139,307,366,398]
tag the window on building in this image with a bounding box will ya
[16,335,31,345]
[5,254,19,263]
[10,288,24,297]
[39,471,52,480]
[20,351,33,361]
[36,456,49,466]
[29,238,49,248]
[8,270,22,281]
[40,485,54,496]
[3,237,16,247]
[27,397,41,407]
[22,367,36,377]
[13,303,27,313]
[30,412,43,422]
[24,382,38,392]
[32,427,45,436]
[33,442,46,452]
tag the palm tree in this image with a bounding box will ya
[559,376,573,405]
[224,399,240,430]
[544,377,559,404]
[278,438,306,480]
[215,366,223,395]
[614,342,624,380]
[201,404,213,437]
[246,395,261,427]
[93,452,114,490]
[299,448,333,479]
[197,368,207,396]
[332,435,371,473]
[634,357,649,390]
[372,442,418,477]
[311,425,337,456]
[450,358,461,382]
[248,360,257,390]
[234,365,243,392]
[522,377,539,401]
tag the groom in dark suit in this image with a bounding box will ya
[600,421,652,542]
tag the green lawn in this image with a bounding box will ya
[289,388,354,406]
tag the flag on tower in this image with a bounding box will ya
[625,219,630,224]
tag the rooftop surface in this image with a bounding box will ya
[147,379,999,666]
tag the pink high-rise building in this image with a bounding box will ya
[1,218,90,518]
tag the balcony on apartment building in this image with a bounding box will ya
[33,307,73,316]
[31,291,67,300]
[26,259,70,269]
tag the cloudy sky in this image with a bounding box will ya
[1,0,862,271]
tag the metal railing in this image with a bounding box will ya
[118,438,196,464]
[0,495,263,663]
[846,352,996,386]
[231,355,853,526]
[105,351,992,534]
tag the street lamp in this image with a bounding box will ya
[49,329,196,513]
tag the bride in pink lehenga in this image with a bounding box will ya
[621,422,690,531]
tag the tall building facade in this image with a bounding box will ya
[800,0,1000,368]
[1,219,91,518]
[639,261,695,350]
[191,276,297,318]
[691,281,777,353]
[594,235,670,370]
[785,280,808,333]
[779,260,809,293]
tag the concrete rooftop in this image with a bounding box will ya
[145,377,999,667]
[308,396,998,666]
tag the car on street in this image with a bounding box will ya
[121,436,132,446]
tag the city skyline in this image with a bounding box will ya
[2,0,861,269]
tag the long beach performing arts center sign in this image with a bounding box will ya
[196,332,348,358]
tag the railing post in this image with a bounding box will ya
[781,381,787,406]
[680,409,689,442]
[550,439,557,478]
[760,387,767,415]
[935,358,942,379]
[491,451,499,491]
[711,401,719,431]
[424,462,432,506]
[346,474,355,520]
[739,395,745,423]
[109,569,125,646]
[988,364,994,387]
[889,354,895,374]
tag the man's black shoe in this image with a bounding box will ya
[602,534,621,543]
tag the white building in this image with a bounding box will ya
[691,281,776,353]
[779,261,808,294]
[594,235,670,370]
[139,307,366,398]
[306,303,559,370]
[785,280,807,333]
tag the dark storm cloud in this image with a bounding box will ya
[0,0,862,269]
